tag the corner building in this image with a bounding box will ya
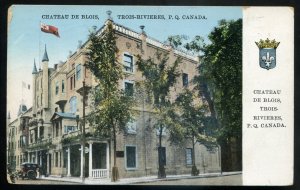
[8,17,221,179]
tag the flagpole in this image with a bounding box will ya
[39,20,41,70]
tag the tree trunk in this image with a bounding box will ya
[111,124,119,182]
[157,125,166,178]
[191,135,199,176]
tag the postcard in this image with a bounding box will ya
[6,5,293,186]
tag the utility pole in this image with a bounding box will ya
[81,80,86,183]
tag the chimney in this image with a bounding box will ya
[77,40,82,49]
[140,25,146,35]
[68,51,72,58]
[106,10,112,20]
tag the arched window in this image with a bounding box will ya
[69,96,77,113]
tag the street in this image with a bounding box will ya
[14,178,77,185]
[140,174,242,186]
[12,174,242,185]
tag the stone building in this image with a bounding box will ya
[7,15,221,180]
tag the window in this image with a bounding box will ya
[73,75,76,88]
[55,81,59,95]
[41,94,43,105]
[70,76,73,90]
[158,147,166,166]
[183,73,189,87]
[69,96,77,113]
[30,130,34,144]
[126,121,137,134]
[126,146,137,169]
[59,152,61,167]
[64,125,77,134]
[40,126,44,139]
[124,81,134,96]
[55,122,59,137]
[76,64,81,80]
[37,96,39,107]
[123,54,133,72]
[55,152,58,167]
[85,68,88,78]
[186,148,193,165]
[21,136,26,147]
[62,80,65,93]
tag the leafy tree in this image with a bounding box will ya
[85,21,135,181]
[136,51,181,178]
[167,18,242,171]
[198,19,242,171]
[174,89,206,175]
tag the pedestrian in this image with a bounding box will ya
[36,168,40,178]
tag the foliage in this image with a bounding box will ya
[175,89,217,143]
[27,140,53,150]
[86,21,135,136]
[136,50,181,178]
[200,19,242,141]
[168,19,242,143]
[167,35,205,56]
[85,21,135,181]
[61,132,93,145]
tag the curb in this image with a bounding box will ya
[39,172,242,185]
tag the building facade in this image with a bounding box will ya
[7,17,221,180]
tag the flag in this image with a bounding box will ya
[41,23,60,37]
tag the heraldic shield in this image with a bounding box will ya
[255,38,280,70]
[259,48,276,70]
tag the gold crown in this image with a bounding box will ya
[255,38,280,49]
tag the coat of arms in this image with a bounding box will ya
[255,38,280,70]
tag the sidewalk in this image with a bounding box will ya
[40,171,242,185]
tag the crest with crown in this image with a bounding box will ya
[255,38,280,49]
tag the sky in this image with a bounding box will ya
[7,5,242,120]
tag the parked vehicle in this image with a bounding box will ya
[19,162,40,180]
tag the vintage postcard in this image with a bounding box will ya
[6,5,293,186]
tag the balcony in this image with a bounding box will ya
[92,169,108,178]
[28,119,38,127]
[27,138,53,151]
[61,129,96,146]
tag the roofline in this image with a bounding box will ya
[78,19,199,62]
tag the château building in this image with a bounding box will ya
[7,14,221,180]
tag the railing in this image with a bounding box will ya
[92,169,108,178]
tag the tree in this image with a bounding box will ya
[85,21,135,181]
[174,89,217,176]
[167,18,242,171]
[136,51,181,178]
[198,19,242,171]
